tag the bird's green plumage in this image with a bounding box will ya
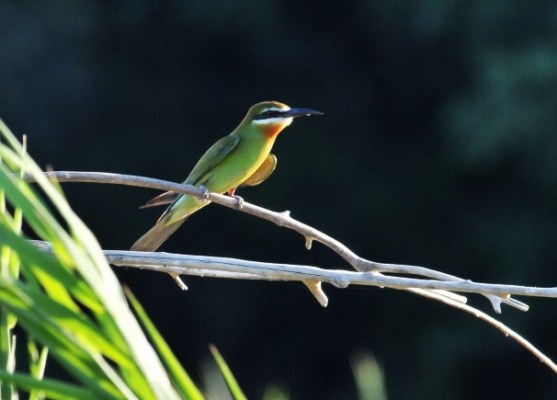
[163,119,279,226]
[184,134,241,187]
[131,101,321,253]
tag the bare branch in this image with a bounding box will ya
[30,241,557,301]
[24,172,557,373]
[31,240,557,374]
[404,287,557,375]
[28,171,530,313]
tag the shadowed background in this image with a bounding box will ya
[2,1,557,398]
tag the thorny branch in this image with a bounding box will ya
[30,171,533,311]
[27,171,557,374]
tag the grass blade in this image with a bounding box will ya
[126,288,204,400]
[0,370,98,400]
[209,344,246,400]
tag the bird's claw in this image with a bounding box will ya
[232,195,244,210]
[198,185,210,201]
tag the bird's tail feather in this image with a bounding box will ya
[130,216,187,252]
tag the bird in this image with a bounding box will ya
[131,101,323,288]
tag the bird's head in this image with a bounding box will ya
[243,101,323,137]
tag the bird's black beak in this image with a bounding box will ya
[283,108,323,118]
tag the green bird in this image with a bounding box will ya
[131,101,322,286]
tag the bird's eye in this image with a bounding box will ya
[256,110,282,120]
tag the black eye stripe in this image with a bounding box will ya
[254,110,283,120]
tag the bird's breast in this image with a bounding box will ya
[261,121,291,138]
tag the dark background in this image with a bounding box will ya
[2,1,557,398]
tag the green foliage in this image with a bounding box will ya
[262,384,289,400]
[208,344,247,400]
[126,288,204,400]
[0,120,202,398]
[351,352,388,400]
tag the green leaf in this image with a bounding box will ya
[0,221,83,312]
[126,287,205,400]
[209,344,246,400]
[0,369,98,400]
[351,352,388,400]
[0,118,188,399]
[28,338,49,400]
[0,282,123,399]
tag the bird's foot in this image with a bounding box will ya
[226,188,243,209]
[198,185,210,201]
[231,194,244,210]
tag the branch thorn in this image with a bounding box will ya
[171,273,188,291]
[303,280,328,307]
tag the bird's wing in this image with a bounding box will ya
[139,191,180,208]
[185,133,241,185]
[240,154,277,187]
[139,134,240,214]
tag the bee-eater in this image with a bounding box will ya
[131,101,322,285]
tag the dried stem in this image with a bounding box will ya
[29,241,557,300]
[25,171,557,374]
[29,171,530,312]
